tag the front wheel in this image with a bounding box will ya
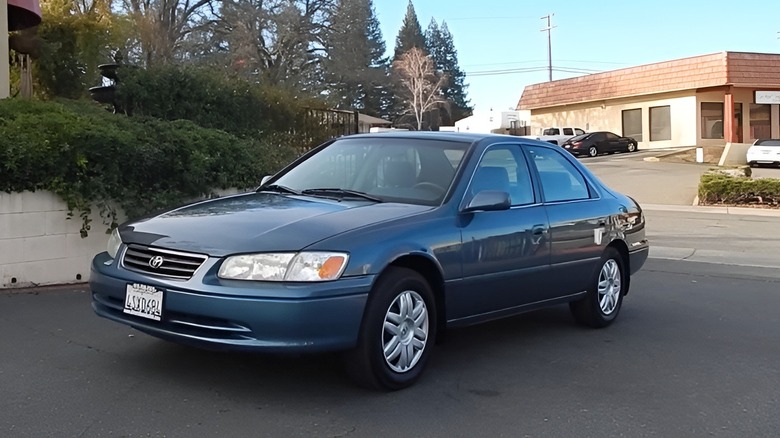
[570,247,626,328]
[627,143,637,152]
[344,267,436,390]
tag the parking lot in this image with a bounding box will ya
[2,148,780,437]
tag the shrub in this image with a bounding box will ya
[113,65,310,136]
[0,99,299,236]
[698,172,780,207]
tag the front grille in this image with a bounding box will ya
[122,244,207,280]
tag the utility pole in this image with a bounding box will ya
[540,13,555,82]
[1,0,10,98]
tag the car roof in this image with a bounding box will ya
[347,131,504,143]
[343,131,496,142]
[754,139,780,146]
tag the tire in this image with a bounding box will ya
[569,247,625,328]
[588,146,599,157]
[344,267,437,390]
[627,143,637,152]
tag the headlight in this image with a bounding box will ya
[107,228,123,259]
[218,252,349,282]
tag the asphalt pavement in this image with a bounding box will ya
[582,151,780,271]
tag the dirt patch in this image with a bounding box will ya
[655,146,724,164]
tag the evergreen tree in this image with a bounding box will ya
[393,1,426,61]
[426,20,472,124]
[320,0,390,117]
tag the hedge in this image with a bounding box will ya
[698,172,780,207]
[0,99,299,236]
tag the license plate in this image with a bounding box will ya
[124,283,164,321]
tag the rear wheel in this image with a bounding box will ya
[344,267,436,390]
[570,247,625,328]
[588,146,599,157]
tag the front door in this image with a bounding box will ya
[450,144,551,321]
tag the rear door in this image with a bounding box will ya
[523,144,608,297]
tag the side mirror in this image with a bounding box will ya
[462,191,511,213]
[260,175,273,185]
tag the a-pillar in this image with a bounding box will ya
[724,88,738,143]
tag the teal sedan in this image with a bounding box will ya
[90,132,649,390]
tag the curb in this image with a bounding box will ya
[641,203,780,217]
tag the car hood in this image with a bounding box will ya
[120,192,431,256]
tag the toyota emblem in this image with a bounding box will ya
[149,255,165,269]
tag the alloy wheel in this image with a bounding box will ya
[382,290,429,373]
[598,259,621,315]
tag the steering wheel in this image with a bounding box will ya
[413,182,446,195]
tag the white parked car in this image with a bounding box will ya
[747,139,780,168]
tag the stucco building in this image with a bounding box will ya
[516,52,780,152]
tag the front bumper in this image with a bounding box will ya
[90,252,373,353]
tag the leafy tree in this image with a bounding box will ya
[425,19,471,125]
[33,0,123,98]
[392,47,445,130]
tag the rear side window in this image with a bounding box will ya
[524,146,591,202]
[543,128,560,135]
[575,128,586,135]
[563,128,574,136]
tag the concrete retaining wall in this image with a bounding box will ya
[0,191,123,289]
[1,188,243,289]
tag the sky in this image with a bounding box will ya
[373,0,780,114]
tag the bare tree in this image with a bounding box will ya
[392,47,446,130]
[215,0,335,88]
[121,0,218,66]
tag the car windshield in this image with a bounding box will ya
[269,137,470,205]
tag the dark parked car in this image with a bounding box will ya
[90,132,649,390]
[562,131,638,157]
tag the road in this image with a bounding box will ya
[2,150,780,437]
[583,150,780,269]
[2,259,779,437]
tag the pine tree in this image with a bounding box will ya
[320,0,390,117]
[426,20,472,125]
[393,1,426,61]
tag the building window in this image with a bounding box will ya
[650,106,671,141]
[622,109,642,142]
[750,104,771,140]
[701,103,723,139]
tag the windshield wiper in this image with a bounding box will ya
[257,184,301,195]
[301,188,383,203]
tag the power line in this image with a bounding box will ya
[465,65,603,77]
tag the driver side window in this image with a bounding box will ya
[470,146,535,206]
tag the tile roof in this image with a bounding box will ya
[516,52,780,110]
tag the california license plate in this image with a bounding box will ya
[124,283,163,321]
